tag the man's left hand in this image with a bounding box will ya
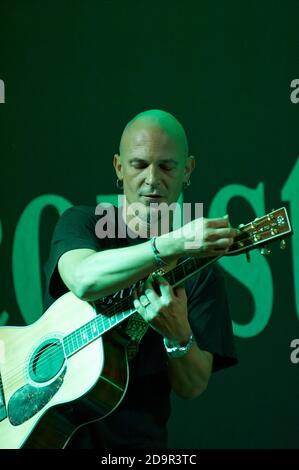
[132,274,192,344]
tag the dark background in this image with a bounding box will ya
[0,0,298,448]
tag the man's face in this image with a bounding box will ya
[113,126,192,215]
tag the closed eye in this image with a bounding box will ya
[160,165,174,171]
[131,163,174,171]
[132,163,147,169]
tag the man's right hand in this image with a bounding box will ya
[158,215,238,259]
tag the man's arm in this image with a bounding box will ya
[167,344,213,399]
[57,238,180,301]
[133,275,213,399]
[58,215,236,301]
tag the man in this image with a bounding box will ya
[43,109,238,449]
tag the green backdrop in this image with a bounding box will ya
[0,0,298,448]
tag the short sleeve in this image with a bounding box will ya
[43,205,100,310]
[185,263,238,372]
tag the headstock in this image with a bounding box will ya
[227,207,292,259]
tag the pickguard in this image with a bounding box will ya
[7,368,66,426]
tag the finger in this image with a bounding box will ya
[159,282,174,305]
[143,277,161,298]
[151,274,175,305]
[206,227,238,242]
[205,216,230,229]
[132,289,139,302]
[152,273,169,285]
[144,277,161,295]
[173,285,187,299]
[133,297,143,313]
[224,214,231,227]
[133,283,152,305]
[211,238,234,250]
[133,296,156,321]
[152,273,173,291]
[139,294,150,306]
[194,240,231,257]
[144,287,159,303]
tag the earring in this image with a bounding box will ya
[116,178,123,190]
[183,179,191,189]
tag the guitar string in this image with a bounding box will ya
[0,254,203,391]
[0,224,282,394]
[0,227,275,392]
[0,249,224,391]
[0,295,137,393]
[0,266,154,390]
[0,226,277,393]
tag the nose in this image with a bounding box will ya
[145,164,161,187]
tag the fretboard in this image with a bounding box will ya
[63,254,220,358]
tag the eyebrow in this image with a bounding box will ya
[128,158,179,166]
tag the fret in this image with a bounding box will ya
[97,315,106,334]
[70,334,75,353]
[76,331,81,350]
[86,323,93,341]
[77,329,84,348]
[68,335,75,355]
[63,254,219,358]
[91,320,99,338]
[166,269,175,286]
[110,313,118,326]
[82,326,88,343]
[73,332,79,351]
[120,310,127,320]
[64,338,71,356]
[73,331,79,351]
[122,299,130,312]
[171,266,183,286]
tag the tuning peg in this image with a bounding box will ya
[280,239,286,250]
[246,252,251,263]
[260,246,271,256]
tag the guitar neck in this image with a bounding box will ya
[62,254,219,358]
[63,205,292,358]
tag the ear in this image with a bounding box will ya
[113,154,123,180]
[183,155,196,182]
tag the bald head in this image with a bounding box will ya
[113,109,195,221]
[119,109,189,160]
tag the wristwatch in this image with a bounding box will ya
[163,334,194,358]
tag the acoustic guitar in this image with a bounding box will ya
[0,208,292,448]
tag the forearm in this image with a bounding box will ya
[75,237,180,301]
[167,342,213,399]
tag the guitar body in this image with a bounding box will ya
[0,206,292,448]
[0,293,128,449]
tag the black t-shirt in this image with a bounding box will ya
[43,204,238,448]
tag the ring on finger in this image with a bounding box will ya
[140,295,150,308]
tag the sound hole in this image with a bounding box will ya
[29,339,65,383]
